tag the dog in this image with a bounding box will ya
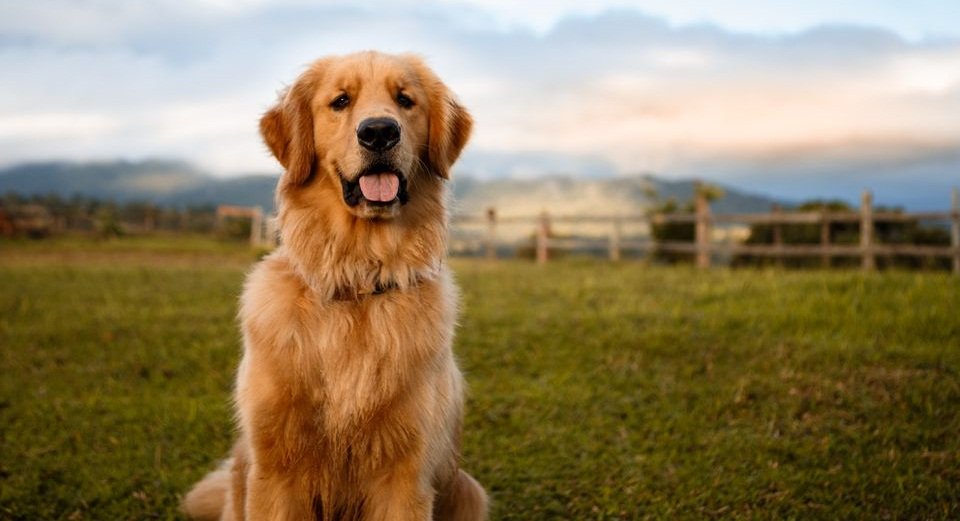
[182,51,487,521]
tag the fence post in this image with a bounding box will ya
[609,216,622,262]
[536,211,550,264]
[485,207,497,260]
[144,204,155,233]
[772,204,784,268]
[695,189,711,269]
[820,205,830,268]
[250,206,264,247]
[650,213,663,263]
[265,215,279,248]
[860,190,875,271]
[952,188,959,275]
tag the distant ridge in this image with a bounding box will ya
[0,160,280,210]
[451,174,780,216]
[0,159,783,214]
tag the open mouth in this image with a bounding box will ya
[339,163,409,207]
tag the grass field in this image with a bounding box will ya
[2,236,959,520]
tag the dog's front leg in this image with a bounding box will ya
[236,354,314,520]
[364,458,433,521]
[244,465,312,520]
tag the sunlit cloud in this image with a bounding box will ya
[0,113,119,140]
[889,51,960,94]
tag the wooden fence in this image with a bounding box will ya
[452,188,960,274]
[215,205,280,248]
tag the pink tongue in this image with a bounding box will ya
[359,173,400,202]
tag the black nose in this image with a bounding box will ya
[357,117,401,152]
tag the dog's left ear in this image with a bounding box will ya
[415,59,473,179]
[428,95,472,179]
[259,69,319,188]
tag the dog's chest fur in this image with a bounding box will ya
[236,252,460,472]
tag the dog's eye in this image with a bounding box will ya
[330,94,350,111]
[396,93,415,109]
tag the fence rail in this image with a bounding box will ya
[456,188,960,274]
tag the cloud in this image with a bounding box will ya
[452,12,960,178]
[1,0,959,208]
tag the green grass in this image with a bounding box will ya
[0,234,266,271]
[2,238,959,519]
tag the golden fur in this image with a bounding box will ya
[183,51,487,521]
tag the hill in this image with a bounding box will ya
[0,160,279,210]
[451,174,778,216]
[0,160,782,215]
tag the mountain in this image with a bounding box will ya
[0,160,279,210]
[0,160,782,215]
[451,174,779,217]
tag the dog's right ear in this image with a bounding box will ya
[260,74,317,187]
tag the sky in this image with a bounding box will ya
[1,0,959,206]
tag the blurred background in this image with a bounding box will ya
[3,0,960,263]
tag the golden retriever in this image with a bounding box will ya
[182,51,487,521]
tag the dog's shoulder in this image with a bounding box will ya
[239,250,310,347]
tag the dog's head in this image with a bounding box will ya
[260,51,472,220]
